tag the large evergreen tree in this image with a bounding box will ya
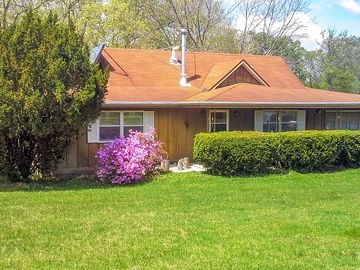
[0,11,108,181]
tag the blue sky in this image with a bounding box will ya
[302,0,360,49]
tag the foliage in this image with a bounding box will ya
[0,11,108,181]
[194,130,360,175]
[96,129,165,185]
[77,0,151,48]
[302,29,360,93]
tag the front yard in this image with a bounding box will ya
[0,170,359,269]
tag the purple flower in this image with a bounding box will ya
[95,129,166,185]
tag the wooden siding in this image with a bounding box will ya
[217,65,260,88]
[306,109,324,130]
[155,109,207,161]
[229,109,254,131]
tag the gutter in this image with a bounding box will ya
[102,101,360,109]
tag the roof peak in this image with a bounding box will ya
[104,47,283,59]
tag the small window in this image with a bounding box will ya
[209,110,228,132]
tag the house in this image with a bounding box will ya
[57,31,360,174]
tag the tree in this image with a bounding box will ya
[0,0,92,29]
[301,29,360,93]
[77,0,151,48]
[139,0,238,51]
[0,11,108,181]
[318,29,360,93]
[235,0,310,55]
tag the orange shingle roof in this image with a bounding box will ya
[100,48,360,107]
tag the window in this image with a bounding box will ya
[99,111,144,141]
[209,110,229,132]
[325,111,360,130]
[262,111,298,132]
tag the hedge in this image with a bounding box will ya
[193,130,360,175]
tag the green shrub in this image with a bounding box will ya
[194,130,360,175]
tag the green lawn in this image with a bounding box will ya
[0,170,360,269]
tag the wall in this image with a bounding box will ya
[56,108,328,174]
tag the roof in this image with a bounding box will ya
[99,48,360,108]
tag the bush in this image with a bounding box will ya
[194,130,360,175]
[96,129,165,185]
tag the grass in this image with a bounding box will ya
[0,170,360,269]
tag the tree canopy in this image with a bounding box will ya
[0,11,108,180]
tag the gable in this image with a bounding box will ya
[217,65,262,88]
[215,60,268,89]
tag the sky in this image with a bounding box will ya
[296,0,360,50]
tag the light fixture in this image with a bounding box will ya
[233,110,239,118]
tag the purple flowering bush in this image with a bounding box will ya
[96,129,165,185]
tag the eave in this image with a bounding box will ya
[102,101,360,109]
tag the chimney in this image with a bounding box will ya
[179,28,191,87]
[169,46,180,64]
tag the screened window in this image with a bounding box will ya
[263,111,298,132]
[99,111,144,141]
[325,111,360,130]
[209,110,228,132]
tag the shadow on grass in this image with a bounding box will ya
[200,165,360,179]
[0,175,158,192]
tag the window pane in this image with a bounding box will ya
[99,127,120,141]
[340,112,360,130]
[263,111,278,123]
[123,126,143,137]
[124,112,143,125]
[214,124,227,132]
[214,112,227,123]
[263,123,278,132]
[281,122,297,132]
[325,112,337,130]
[282,111,297,123]
[100,112,120,125]
[281,111,297,131]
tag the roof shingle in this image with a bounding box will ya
[100,48,360,106]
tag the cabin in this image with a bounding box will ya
[57,31,360,174]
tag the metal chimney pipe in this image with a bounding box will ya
[179,29,191,87]
[169,46,180,64]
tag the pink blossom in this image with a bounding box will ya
[96,129,166,185]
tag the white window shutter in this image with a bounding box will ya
[87,120,99,143]
[143,111,155,134]
[297,110,306,131]
[254,110,263,131]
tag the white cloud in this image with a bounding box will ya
[295,13,323,50]
[340,0,360,14]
